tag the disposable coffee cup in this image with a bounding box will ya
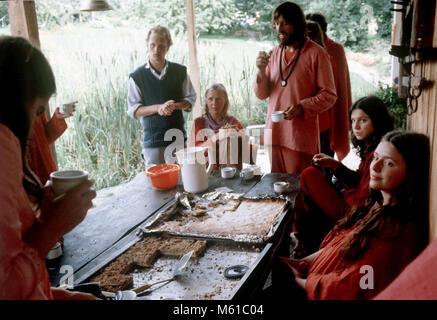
[50,170,88,196]
[271,111,284,123]
[59,103,74,114]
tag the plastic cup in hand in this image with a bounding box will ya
[59,103,75,114]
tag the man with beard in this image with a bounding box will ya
[254,2,337,174]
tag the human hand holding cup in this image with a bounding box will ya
[50,170,89,196]
[271,111,284,123]
[43,170,96,245]
[58,100,78,116]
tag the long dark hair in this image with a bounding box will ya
[0,36,56,200]
[306,13,328,35]
[335,130,430,260]
[272,2,307,43]
[350,96,394,160]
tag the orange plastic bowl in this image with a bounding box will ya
[146,164,180,190]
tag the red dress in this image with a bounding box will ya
[300,151,373,221]
[325,37,352,161]
[374,238,437,300]
[0,124,53,299]
[304,217,419,300]
[28,113,67,184]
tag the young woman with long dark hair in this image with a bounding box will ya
[284,130,429,299]
[0,36,96,299]
[294,96,394,255]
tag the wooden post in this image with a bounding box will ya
[7,0,58,163]
[7,0,40,48]
[185,0,202,119]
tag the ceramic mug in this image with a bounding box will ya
[271,111,284,123]
[240,168,254,180]
[60,103,75,114]
[50,170,88,196]
[273,181,289,193]
[221,167,236,179]
[247,164,262,175]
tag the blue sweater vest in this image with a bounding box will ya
[130,61,187,148]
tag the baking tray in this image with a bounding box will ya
[139,191,291,244]
[74,232,272,300]
[131,240,272,300]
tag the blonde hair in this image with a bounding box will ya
[204,83,230,119]
[146,25,173,47]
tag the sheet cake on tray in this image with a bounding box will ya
[142,192,289,243]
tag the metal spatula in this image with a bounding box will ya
[114,250,194,300]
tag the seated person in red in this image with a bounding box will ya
[28,101,77,185]
[189,83,249,169]
[282,130,429,300]
[0,36,96,300]
[294,96,394,255]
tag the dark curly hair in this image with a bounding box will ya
[350,96,394,160]
[335,130,430,261]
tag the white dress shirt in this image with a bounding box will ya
[127,60,196,119]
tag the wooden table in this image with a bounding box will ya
[50,170,300,299]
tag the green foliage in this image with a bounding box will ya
[0,2,9,25]
[297,0,394,50]
[28,0,393,50]
[372,83,407,130]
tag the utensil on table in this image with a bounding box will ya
[114,250,194,300]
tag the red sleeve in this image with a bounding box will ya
[189,117,214,148]
[0,125,53,300]
[306,223,419,300]
[375,239,437,300]
[43,112,67,144]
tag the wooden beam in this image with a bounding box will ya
[7,0,40,48]
[185,0,202,119]
[7,0,58,164]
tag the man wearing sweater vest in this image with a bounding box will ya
[127,25,197,166]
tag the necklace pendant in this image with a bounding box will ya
[281,80,287,87]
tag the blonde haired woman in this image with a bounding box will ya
[189,83,249,169]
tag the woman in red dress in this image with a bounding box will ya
[282,130,429,299]
[294,96,394,255]
[0,36,96,300]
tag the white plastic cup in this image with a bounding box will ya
[271,111,284,123]
[50,170,88,196]
[59,103,75,114]
[273,181,290,193]
[221,167,236,179]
